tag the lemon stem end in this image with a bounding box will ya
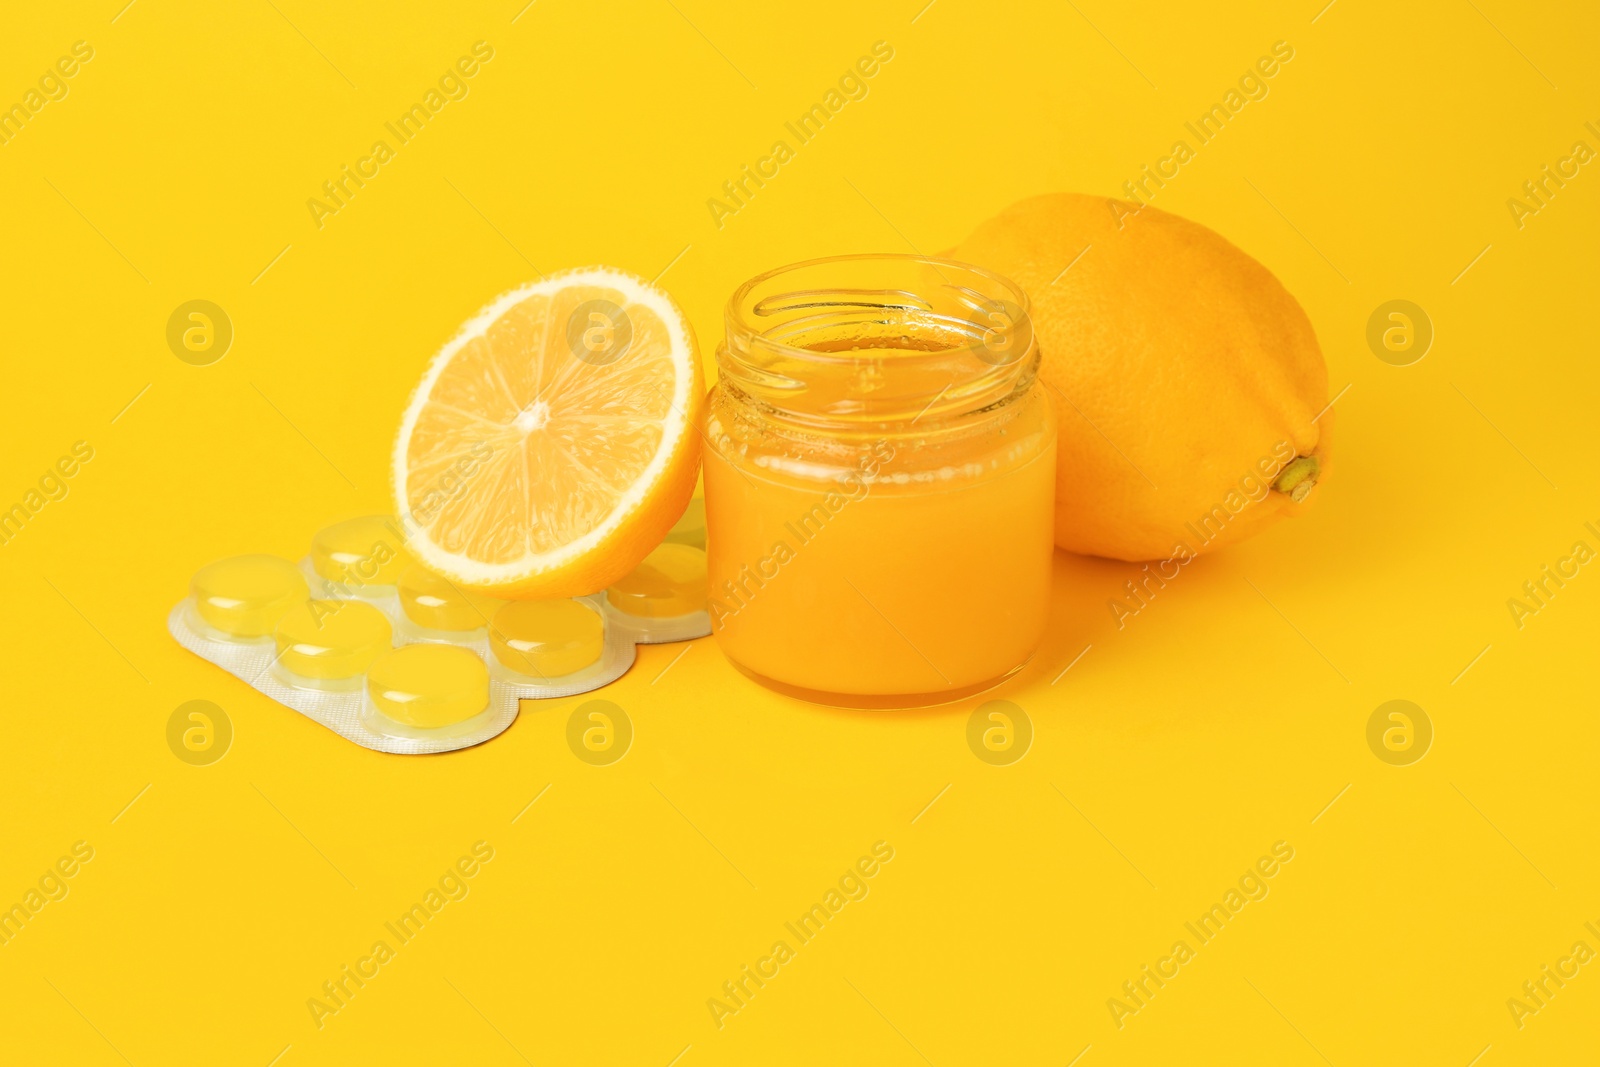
[1274,455,1320,502]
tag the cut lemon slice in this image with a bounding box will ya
[393,268,703,598]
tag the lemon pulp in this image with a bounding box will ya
[606,543,707,618]
[275,599,392,679]
[490,600,603,678]
[310,516,411,586]
[367,644,489,727]
[192,554,307,637]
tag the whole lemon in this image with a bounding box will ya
[951,193,1330,561]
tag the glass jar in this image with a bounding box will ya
[703,254,1056,708]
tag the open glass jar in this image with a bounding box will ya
[703,254,1056,708]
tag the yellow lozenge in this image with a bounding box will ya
[490,600,603,678]
[310,516,412,587]
[366,644,490,728]
[606,543,707,619]
[192,554,308,638]
[275,599,392,680]
[397,564,501,632]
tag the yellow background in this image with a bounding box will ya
[2,0,1596,1063]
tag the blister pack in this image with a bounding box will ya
[168,513,709,754]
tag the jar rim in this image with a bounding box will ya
[720,253,1037,427]
[726,252,1031,356]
